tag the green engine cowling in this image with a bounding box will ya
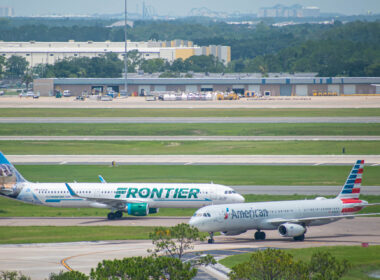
[127,203,159,216]
[127,203,148,216]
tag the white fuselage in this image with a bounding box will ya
[14,182,244,210]
[189,198,365,233]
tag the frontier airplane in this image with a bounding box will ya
[190,160,380,243]
[0,152,244,220]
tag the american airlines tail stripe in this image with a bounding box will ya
[341,198,362,203]
[352,188,361,193]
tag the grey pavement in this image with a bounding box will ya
[0,218,379,280]
[8,154,380,165]
[1,117,380,123]
[233,185,380,195]
[1,136,380,141]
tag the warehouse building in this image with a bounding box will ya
[33,74,380,96]
[0,40,231,67]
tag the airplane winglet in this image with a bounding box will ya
[65,183,78,197]
[98,175,106,183]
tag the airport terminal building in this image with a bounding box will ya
[34,74,380,96]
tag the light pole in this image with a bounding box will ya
[123,0,128,95]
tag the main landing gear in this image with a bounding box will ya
[254,230,266,241]
[208,232,215,244]
[293,234,305,241]
[107,210,123,220]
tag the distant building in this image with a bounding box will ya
[34,74,380,97]
[0,40,231,67]
[0,7,14,17]
[259,4,320,18]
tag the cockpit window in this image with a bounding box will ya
[225,190,236,194]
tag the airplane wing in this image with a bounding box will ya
[65,183,148,209]
[267,212,380,226]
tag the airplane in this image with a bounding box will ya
[0,152,244,220]
[189,160,380,243]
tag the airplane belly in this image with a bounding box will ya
[152,200,210,208]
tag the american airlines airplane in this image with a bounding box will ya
[190,160,380,243]
[0,152,244,220]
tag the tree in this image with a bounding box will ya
[90,256,197,280]
[0,271,30,280]
[229,249,351,280]
[0,56,5,78]
[149,223,215,268]
[5,56,29,78]
[308,251,351,280]
[149,223,204,260]
[229,248,307,280]
[22,71,33,90]
[48,271,88,280]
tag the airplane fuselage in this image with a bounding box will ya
[13,182,244,209]
[190,198,367,233]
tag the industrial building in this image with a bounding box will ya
[258,4,320,18]
[0,40,231,67]
[33,74,380,97]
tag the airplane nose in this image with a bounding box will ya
[189,217,197,227]
[237,194,245,203]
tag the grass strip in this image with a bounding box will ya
[1,140,379,155]
[15,165,380,186]
[0,123,380,136]
[0,226,154,244]
[219,245,380,280]
[1,195,378,217]
[1,108,380,118]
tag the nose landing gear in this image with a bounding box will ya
[208,232,215,244]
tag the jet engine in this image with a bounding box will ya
[278,223,305,237]
[127,203,149,216]
[221,230,247,236]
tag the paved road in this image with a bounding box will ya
[1,117,380,123]
[1,136,380,141]
[1,96,380,109]
[233,185,380,195]
[8,154,380,165]
[0,218,378,280]
[0,217,189,227]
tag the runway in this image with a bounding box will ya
[1,96,380,108]
[8,154,380,165]
[0,218,378,279]
[233,185,380,195]
[0,217,189,227]
[1,136,380,141]
[1,117,380,123]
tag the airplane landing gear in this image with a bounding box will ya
[254,230,266,240]
[107,211,123,220]
[208,232,215,244]
[293,234,305,241]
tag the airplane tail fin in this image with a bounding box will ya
[0,151,27,184]
[337,160,364,199]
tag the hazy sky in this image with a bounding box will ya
[1,0,380,16]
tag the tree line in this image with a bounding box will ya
[0,19,379,77]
